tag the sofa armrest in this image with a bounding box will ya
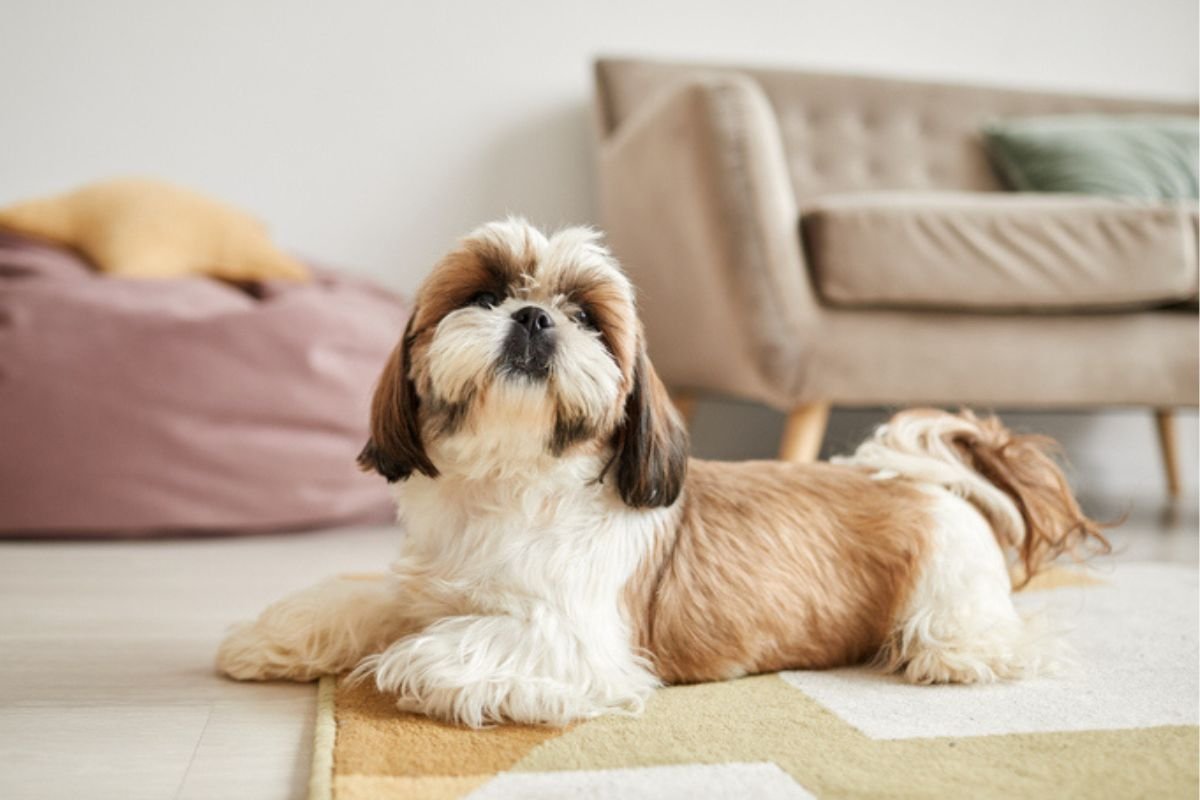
[597,73,818,408]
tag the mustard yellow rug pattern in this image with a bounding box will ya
[310,565,1199,799]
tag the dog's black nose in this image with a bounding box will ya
[511,305,554,334]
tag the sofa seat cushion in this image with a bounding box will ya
[801,192,1198,311]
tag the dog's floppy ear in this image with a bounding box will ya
[357,313,438,482]
[610,346,689,507]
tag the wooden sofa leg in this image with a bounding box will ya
[779,402,831,462]
[1154,408,1181,499]
[670,391,697,429]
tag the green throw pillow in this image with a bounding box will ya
[983,115,1198,200]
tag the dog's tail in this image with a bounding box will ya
[836,409,1110,586]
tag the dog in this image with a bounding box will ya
[216,218,1109,727]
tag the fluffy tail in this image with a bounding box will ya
[837,409,1111,586]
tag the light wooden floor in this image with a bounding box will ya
[0,527,397,800]
[0,500,1195,800]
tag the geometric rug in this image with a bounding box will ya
[309,563,1198,799]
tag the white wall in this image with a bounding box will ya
[2,0,1195,287]
[2,0,1197,500]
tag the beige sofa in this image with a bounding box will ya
[594,57,1198,494]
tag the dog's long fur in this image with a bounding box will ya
[216,219,1109,726]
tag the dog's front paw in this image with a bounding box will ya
[378,666,643,727]
[380,667,589,727]
[215,622,322,682]
[360,621,654,727]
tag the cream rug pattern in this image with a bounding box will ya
[310,564,1198,799]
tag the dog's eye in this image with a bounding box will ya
[470,291,498,309]
[572,308,594,328]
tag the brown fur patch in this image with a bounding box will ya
[550,412,595,456]
[934,410,1112,587]
[558,275,638,388]
[357,313,438,482]
[607,349,689,508]
[411,239,528,332]
[624,459,934,683]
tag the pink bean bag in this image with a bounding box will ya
[0,233,402,536]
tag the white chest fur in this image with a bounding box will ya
[397,456,657,607]
[369,452,673,726]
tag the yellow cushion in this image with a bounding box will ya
[0,178,309,282]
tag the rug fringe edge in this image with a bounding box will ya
[308,675,337,800]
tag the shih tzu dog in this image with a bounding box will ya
[217,219,1108,727]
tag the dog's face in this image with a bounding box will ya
[358,219,688,508]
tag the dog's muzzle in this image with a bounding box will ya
[501,305,556,379]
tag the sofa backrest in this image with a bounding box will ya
[595,58,1198,203]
